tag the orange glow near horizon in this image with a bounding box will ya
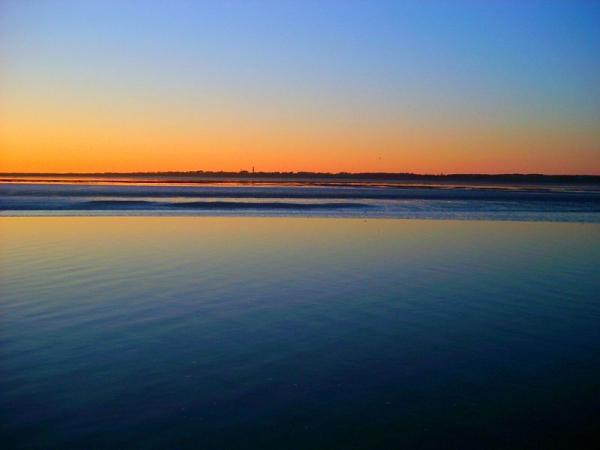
[1,75,598,174]
[2,106,599,174]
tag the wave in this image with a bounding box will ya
[2,182,600,202]
[1,199,372,211]
[2,182,600,221]
[163,201,371,210]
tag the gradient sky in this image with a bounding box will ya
[1,0,599,174]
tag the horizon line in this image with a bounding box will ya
[2,171,600,178]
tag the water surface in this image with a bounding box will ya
[2,181,600,221]
[1,217,599,449]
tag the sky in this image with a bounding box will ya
[1,0,599,174]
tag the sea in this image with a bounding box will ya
[1,179,599,448]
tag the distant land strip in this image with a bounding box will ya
[1,172,600,184]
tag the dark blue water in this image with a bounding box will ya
[2,182,600,221]
[1,218,599,449]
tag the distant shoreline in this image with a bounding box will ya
[1,172,599,185]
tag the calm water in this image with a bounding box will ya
[1,217,599,449]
